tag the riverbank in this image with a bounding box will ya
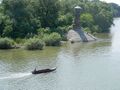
[0,32,62,50]
[0,33,111,51]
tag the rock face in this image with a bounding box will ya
[67,29,96,42]
[67,6,96,42]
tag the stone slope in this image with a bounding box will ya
[67,29,97,42]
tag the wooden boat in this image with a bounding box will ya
[32,67,56,74]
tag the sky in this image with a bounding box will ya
[100,0,120,5]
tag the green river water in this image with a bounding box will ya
[0,18,120,90]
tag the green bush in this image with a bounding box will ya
[83,27,91,33]
[58,13,73,26]
[43,32,61,46]
[80,13,94,28]
[56,26,72,34]
[15,38,26,44]
[25,38,45,50]
[55,26,72,41]
[37,28,51,39]
[0,38,14,49]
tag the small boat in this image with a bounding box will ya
[32,67,56,74]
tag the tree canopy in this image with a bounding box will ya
[0,0,119,38]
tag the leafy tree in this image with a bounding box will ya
[0,5,13,37]
[110,3,120,17]
[94,9,113,32]
[0,0,116,39]
[32,0,60,28]
[80,13,94,28]
[2,0,41,38]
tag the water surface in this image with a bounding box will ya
[0,18,120,90]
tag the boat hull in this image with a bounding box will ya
[32,68,56,74]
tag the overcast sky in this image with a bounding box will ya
[100,0,120,5]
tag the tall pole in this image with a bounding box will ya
[73,6,82,30]
[73,6,88,42]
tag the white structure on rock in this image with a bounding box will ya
[67,6,96,42]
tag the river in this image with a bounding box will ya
[0,18,120,90]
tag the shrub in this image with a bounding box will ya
[0,38,14,49]
[83,27,91,33]
[25,38,45,50]
[56,26,71,34]
[83,25,101,34]
[37,28,51,35]
[15,38,26,44]
[58,13,73,26]
[43,32,61,46]
[91,25,101,33]
[55,26,72,41]
[36,28,51,39]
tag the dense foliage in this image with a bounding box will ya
[110,3,120,17]
[0,37,14,49]
[43,32,61,46]
[0,0,119,39]
[25,38,45,50]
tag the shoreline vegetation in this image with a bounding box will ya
[0,0,120,50]
[0,32,62,50]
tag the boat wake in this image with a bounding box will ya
[0,73,32,80]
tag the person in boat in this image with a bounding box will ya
[34,68,36,72]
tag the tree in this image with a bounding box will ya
[0,4,13,37]
[2,0,41,38]
[32,0,60,28]
[110,3,120,17]
[80,13,94,28]
[0,0,115,38]
[94,9,113,32]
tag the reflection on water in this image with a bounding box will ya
[0,18,120,90]
[111,18,120,53]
